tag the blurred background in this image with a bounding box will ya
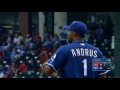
[0,12,118,78]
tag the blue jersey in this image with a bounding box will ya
[47,41,109,78]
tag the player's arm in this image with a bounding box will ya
[42,47,66,76]
[42,63,58,76]
[42,63,55,76]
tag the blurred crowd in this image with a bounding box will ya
[0,29,63,78]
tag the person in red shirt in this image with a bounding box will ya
[19,61,27,72]
[51,46,57,55]
[40,46,49,54]
[0,49,3,57]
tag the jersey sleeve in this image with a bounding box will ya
[46,47,66,72]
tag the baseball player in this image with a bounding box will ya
[42,21,110,78]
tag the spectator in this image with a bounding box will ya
[95,24,104,43]
[13,33,20,46]
[40,46,49,54]
[11,62,19,77]
[19,61,27,73]
[0,65,4,78]
[51,34,61,49]
[10,47,20,62]
[0,48,3,57]
[51,46,57,55]
[6,36,14,48]
[3,71,10,78]
[43,35,52,51]
[33,32,41,44]
[0,56,3,65]
[8,30,15,43]
[24,34,32,44]
[28,59,38,72]
[18,32,24,42]
[2,49,11,61]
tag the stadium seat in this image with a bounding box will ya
[34,56,38,60]
[20,61,23,64]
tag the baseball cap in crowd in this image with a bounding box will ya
[63,21,88,37]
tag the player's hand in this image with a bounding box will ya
[50,72,58,77]
[41,61,48,71]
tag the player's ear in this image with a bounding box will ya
[73,32,77,37]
